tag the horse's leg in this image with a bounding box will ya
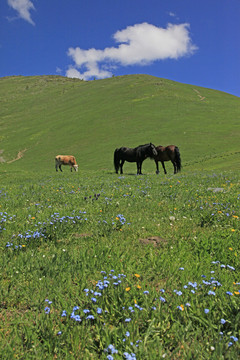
[120,160,124,174]
[172,161,177,174]
[136,162,139,175]
[116,159,120,174]
[155,160,159,174]
[59,165,62,172]
[161,161,167,174]
[136,162,141,175]
[139,161,143,175]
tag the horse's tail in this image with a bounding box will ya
[114,148,120,173]
[175,146,182,172]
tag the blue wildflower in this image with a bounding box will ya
[74,315,81,322]
[106,344,118,354]
[44,306,50,314]
[124,352,136,360]
[220,319,226,324]
[125,318,131,322]
[204,309,210,314]
[227,264,235,270]
[230,336,238,342]
[86,315,95,320]
[208,290,215,296]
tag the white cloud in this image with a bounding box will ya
[8,0,35,25]
[66,22,197,80]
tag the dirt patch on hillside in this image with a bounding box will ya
[7,149,27,163]
[0,150,5,163]
[193,89,206,101]
[139,236,168,247]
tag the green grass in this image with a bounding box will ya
[0,169,239,359]
[0,75,239,358]
[0,74,239,173]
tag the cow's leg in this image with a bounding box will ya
[56,164,58,172]
[59,165,63,172]
[161,161,167,174]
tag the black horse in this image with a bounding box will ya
[114,143,157,175]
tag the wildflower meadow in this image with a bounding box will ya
[0,169,239,359]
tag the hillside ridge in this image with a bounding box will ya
[0,74,239,172]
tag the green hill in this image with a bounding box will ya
[0,74,239,173]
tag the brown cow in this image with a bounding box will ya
[55,155,78,172]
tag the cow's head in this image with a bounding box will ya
[73,164,78,172]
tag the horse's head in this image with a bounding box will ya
[149,143,158,157]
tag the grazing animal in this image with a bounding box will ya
[55,155,78,172]
[114,143,157,175]
[154,145,181,174]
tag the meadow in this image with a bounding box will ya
[0,74,239,358]
[0,168,239,359]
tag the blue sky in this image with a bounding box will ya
[1,0,239,96]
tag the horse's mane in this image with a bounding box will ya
[137,143,151,148]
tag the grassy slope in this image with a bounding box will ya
[0,74,239,173]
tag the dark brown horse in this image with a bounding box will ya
[154,145,181,174]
